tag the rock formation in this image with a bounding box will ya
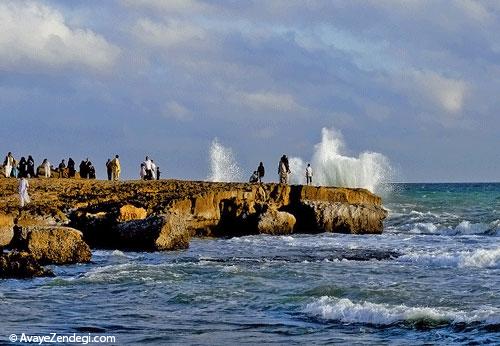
[0,178,387,277]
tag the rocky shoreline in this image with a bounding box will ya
[0,179,387,278]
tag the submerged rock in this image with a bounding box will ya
[15,226,91,264]
[116,213,190,251]
[257,209,296,235]
[0,251,54,278]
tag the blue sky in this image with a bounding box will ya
[1,0,499,182]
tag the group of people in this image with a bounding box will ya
[249,155,313,185]
[140,156,161,180]
[105,155,121,181]
[3,152,38,178]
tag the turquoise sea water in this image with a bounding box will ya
[1,183,499,345]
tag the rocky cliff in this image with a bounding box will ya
[0,178,387,276]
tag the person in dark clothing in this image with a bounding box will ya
[27,155,36,178]
[257,162,265,183]
[18,157,28,178]
[58,159,66,170]
[79,160,87,179]
[156,166,161,180]
[67,158,76,177]
[249,171,259,183]
[106,159,112,181]
[88,163,96,179]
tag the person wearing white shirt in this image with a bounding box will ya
[306,163,313,185]
[19,177,30,207]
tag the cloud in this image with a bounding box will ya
[0,1,119,71]
[131,18,207,48]
[235,91,305,113]
[120,0,209,14]
[162,101,193,121]
[411,70,468,113]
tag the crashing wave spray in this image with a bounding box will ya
[208,138,243,182]
[289,128,392,193]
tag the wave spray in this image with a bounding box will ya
[289,128,392,193]
[208,138,243,182]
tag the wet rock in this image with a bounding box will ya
[299,201,387,234]
[115,213,190,251]
[15,226,91,264]
[0,251,54,279]
[0,214,14,248]
[257,209,296,235]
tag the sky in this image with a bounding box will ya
[0,0,499,182]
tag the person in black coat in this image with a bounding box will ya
[18,157,28,178]
[27,155,36,178]
[68,158,76,178]
[79,160,87,179]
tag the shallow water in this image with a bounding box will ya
[1,183,499,345]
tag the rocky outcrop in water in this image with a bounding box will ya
[0,251,54,278]
[0,178,387,276]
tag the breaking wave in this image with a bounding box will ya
[304,296,500,327]
[208,138,243,182]
[290,128,392,193]
[397,247,500,269]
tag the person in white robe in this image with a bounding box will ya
[151,160,157,180]
[19,177,30,207]
[42,159,51,178]
[4,152,14,178]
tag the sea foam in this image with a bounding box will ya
[397,247,500,269]
[304,296,499,327]
[208,138,243,182]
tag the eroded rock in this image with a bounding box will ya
[257,209,296,235]
[116,213,190,251]
[0,251,54,278]
[15,226,92,264]
[0,214,14,248]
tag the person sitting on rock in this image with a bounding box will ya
[249,171,259,183]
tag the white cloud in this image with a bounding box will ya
[162,101,193,121]
[120,0,208,14]
[132,18,207,48]
[236,91,305,112]
[0,1,119,71]
[412,71,468,113]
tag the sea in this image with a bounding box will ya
[1,183,499,345]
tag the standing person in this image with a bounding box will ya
[110,155,121,181]
[68,158,76,178]
[3,152,14,178]
[106,159,112,181]
[257,162,265,183]
[42,159,51,178]
[278,155,290,184]
[19,177,30,208]
[306,163,313,186]
[27,155,36,178]
[58,159,67,178]
[88,161,96,179]
[79,160,87,179]
[18,157,28,178]
[11,159,18,178]
[151,160,157,180]
[143,156,152,180]
[140,163,146,180]
[156,165,161,180]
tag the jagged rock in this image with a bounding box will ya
[0,214,14,247]
[257,209,296,235]
[15,226,91,264]
[115,213,190,251]
[0,251,54,278]
[300,201,387,234]
[118,205,147,222]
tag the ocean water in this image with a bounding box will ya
[1,183,499,345]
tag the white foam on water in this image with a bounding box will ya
[395,219,499,236]
[290,128,392,193]
[304,296,500,326]
[398,247,500,269]
[208,138,243,182]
